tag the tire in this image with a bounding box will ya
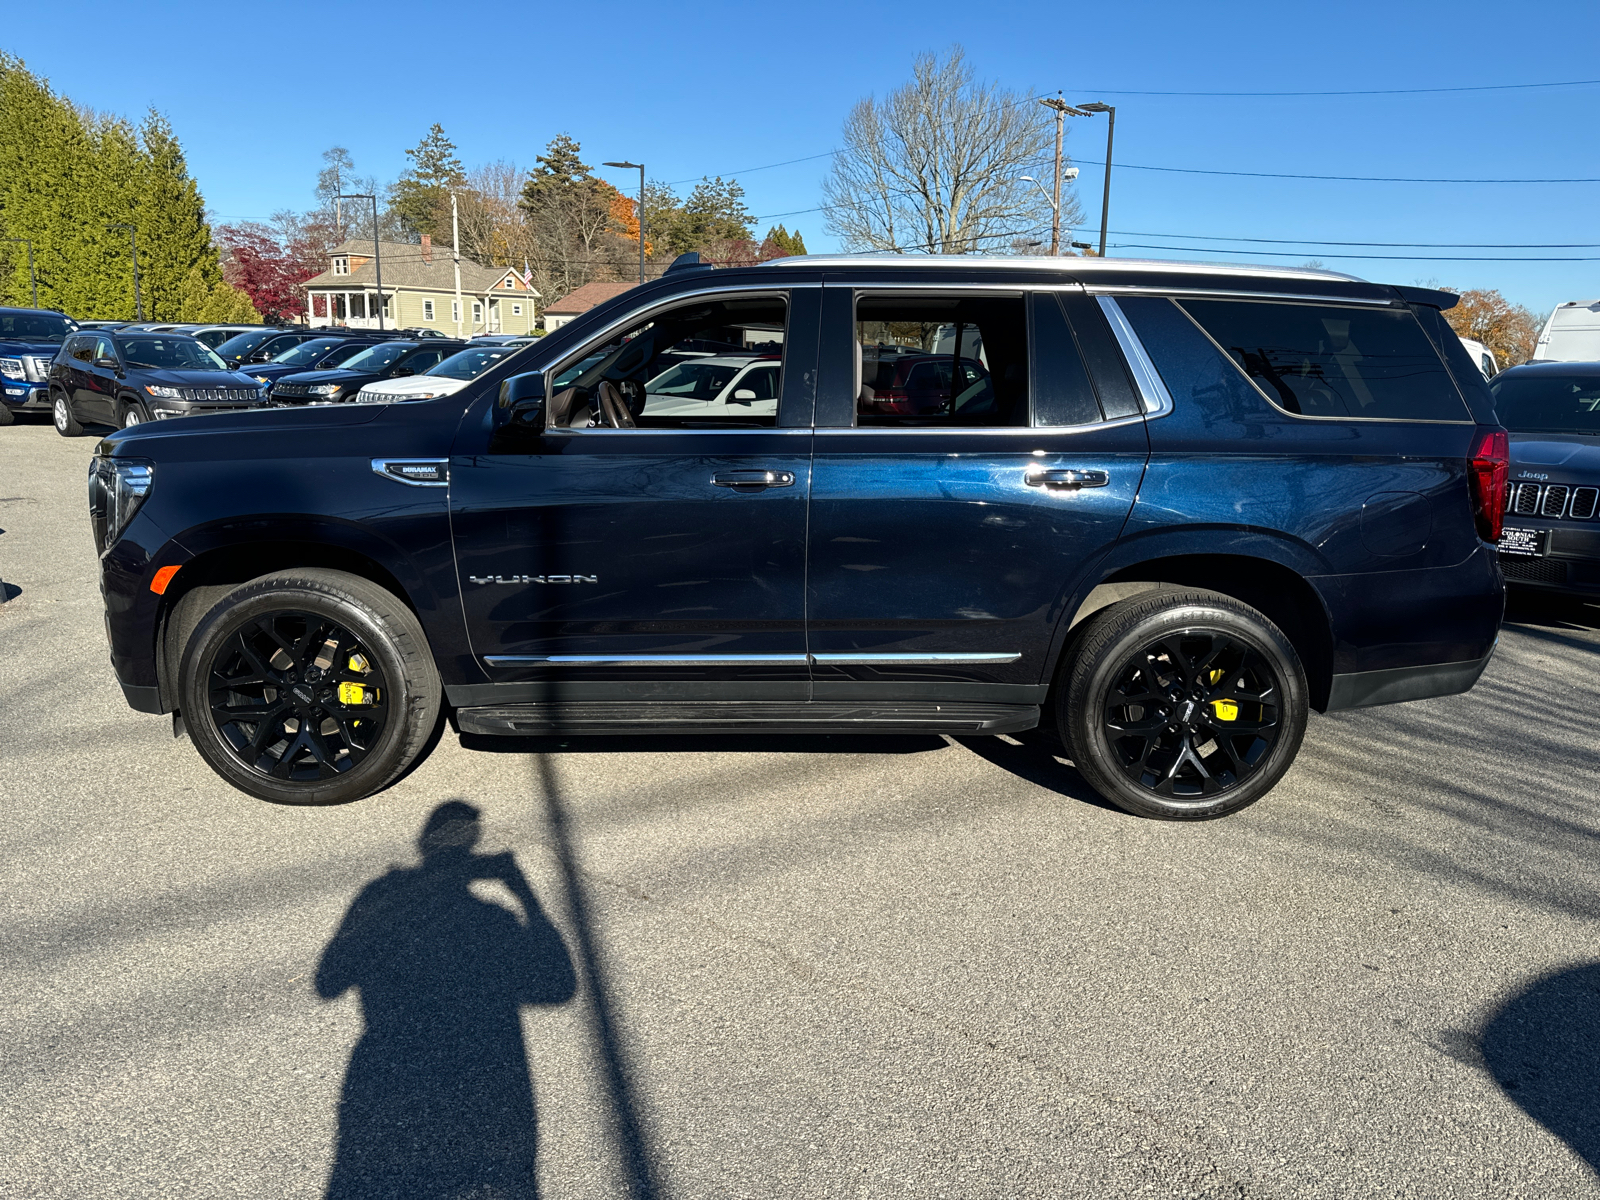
[119,398,151,428]
[0,402,14,427]
[1055,590,1308,820]
[178,569,441,805]
[52,389,83,437]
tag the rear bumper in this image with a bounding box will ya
[1325,644,1496,711]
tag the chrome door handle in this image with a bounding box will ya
[1026,468,1110,488]
[712,469,795,489]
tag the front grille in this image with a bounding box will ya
[271,383,311,397]
[22,355,51,382]
[1509,482,1599,523]
[179,387,258,403]
[1502,557,1569,584]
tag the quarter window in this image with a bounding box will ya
[853,294,1027,427]
[1176,298,1469,422]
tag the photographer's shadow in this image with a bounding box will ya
[317,801,577,1199]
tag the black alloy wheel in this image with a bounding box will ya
[180,569,441,804]
[1057,590,1308,820]
[207,610,390,782]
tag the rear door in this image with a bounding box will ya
[805,283,1149,702]
[448,283,820,705]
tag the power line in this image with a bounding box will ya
[1071,78,1600,98]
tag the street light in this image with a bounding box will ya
[602,161,645,285]
[3,237,37,308]
[1038,96,1090,255]
[338,194,384,330]
[1020,169,1079,256]
[107,224,142,320]
[1073,102,1117,258]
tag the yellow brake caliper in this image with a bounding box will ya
[1208,668,1238,721]
[338,653,380,707]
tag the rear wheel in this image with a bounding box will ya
[1057,591,1308,820]
[179,569,441,805]
[52,389,83,436]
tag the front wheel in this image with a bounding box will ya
[179,569,442,804]
[119,399,150,428]
[53,389,83,436]
[1056,591,1309,820]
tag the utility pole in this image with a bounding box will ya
[3,238,37,308]
[603,161,646,284]
[1039,96,1088,255]
[339,195,383,330]
[107,224,142,319]
[451,191,464,338]
[1074,102,1117,258]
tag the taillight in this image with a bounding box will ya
[1467,427,1509,543]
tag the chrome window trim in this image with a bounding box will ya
[483,651,1020,667]
[763,254,1368,284]
[813,420,1142,436]
[542,426,811,438]
[1169,299,1475,426]
[1086,283,1397,308]
[1096,296,1174,418]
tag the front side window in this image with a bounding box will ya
[119,338,227,370]
[1489,372,1600,436]
[94,337,118,364]
[854,294,1027,427]
[550,294,788,429]
[1179,298,1469,422]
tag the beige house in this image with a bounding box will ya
[542,281,640,331]
[303,237,540,337]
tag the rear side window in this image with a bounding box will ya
[1179,299,1470,422]
[1031,293,1102,426]
[855,294,1027,427]
[69,336,95,363]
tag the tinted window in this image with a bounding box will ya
[341,343,410,372]
[119,337,227,370]
[1032,292,1102,426]
[554,295,788,428]
[94,337,118,364]
[0,312,73,342]
[854,294,1026,427]
[1116,297,1271,424]
[272,337,344,366]
[214,330,277,360]
[1179,299,1469,421]
[428,348,511,380]
[192,329,234,348]
[69,336,95,363]
[399,349,447,372]
[1489,372,1600,436]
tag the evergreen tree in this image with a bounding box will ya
[761,224,807,257]
[390,124,463,241]
[136,111,218,320]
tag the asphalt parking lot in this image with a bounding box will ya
[2,418,1598,1199]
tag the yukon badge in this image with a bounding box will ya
[469,574,598,585]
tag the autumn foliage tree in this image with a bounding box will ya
[1442,287,1541,367]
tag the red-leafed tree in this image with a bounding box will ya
[215,217,332,321]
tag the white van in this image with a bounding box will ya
[1533,300,1600,362]
[1457,337,1499,378]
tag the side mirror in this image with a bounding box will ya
[497,371,547,433]
[732,388,757,403]
[94,356,119,371]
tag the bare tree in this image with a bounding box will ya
[823,48,1079,255]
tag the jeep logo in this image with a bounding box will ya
[1517,471,1549,481]
[469,575,599,585]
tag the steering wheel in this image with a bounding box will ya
[595,381,636,428]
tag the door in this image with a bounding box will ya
[77,336,121,424]
[449,284,820,703]
[806,284,1150,700]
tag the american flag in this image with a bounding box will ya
[521,260,533,287]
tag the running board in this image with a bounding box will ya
[455,701,1040,738]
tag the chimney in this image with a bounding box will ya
[421,234,432,264]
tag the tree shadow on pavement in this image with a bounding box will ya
[1479,962,1600,1173]
[316,800,577,1199]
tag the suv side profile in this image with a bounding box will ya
[92,256,1508,819]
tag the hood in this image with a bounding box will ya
[138,367,261,389]
[275,367,373,386]
[0,339,65,357]
[245,362,322,383]
[1508,433,1600,484]
[355,375,470,400]
[103,398,384,449]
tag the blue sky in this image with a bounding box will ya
[7,0,1598,314]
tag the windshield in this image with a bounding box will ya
[646,360,748,400]
[214,330,276,359]
[340,343,409,372]
[0,312,74,343]
[120,337,229,371]
[272,337,343,366]
[1490,373,1600,436]
[427,348,510,380]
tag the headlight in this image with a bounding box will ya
[308,383,342,396]
[144,385,182,399]
[88,456,155,553]
[253,375,270,384]
[0,357,23,380]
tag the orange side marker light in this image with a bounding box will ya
[150,565,182,595]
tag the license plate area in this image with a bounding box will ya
[1498,527,1547,557]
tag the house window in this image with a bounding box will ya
[333,257,349,276]
[423,300,435,321]
[472,301,483,324]
[452,300,460,323]
[382,295,391,318]
[504,277,515,288]
[512,304,523,316]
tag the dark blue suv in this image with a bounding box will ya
[0,307,76,423]
[89,256,1509,818]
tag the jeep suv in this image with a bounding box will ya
[90,256,1509,818]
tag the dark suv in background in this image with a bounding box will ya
[91,255,1507,818]
[266,339,465,405]
[243,334,402,389]
[0,306,76,425]
[50,330,266,431]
